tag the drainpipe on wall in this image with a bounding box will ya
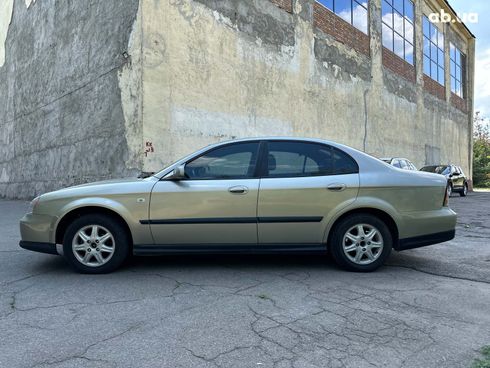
[467,37,476,191]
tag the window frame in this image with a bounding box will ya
[182,141,263,181]
[315,0,369,35]
[177,140,360,181]
[450,43,465,98]
[381,0,415,64]
[261,140,359,179]
[423,15,445,85]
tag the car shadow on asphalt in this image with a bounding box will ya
[128,253,338,271]
[28,252,344,275]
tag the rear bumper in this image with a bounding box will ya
[395,229,455,251]
[19,241,58,255]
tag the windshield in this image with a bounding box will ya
[421,165,450,175]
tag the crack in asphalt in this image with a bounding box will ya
[385,264,490,285]
[29,324,142,368]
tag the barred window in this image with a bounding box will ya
[381,0,414,64]
[450,43,465,98]
[316,0,368,34]
[423,16,445,85]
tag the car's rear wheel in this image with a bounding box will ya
[329,214,392,272]
[459,183,468,197]
[62,214,130,274]
[447,183,453,197]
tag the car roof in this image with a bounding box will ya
[216,136,336,144]
[205,136,356,151]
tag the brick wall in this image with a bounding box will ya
[313,2,370,57]
[382,48,416,83]
[269,0,292,13]
[423,75,446,101]
[451,93,467,113]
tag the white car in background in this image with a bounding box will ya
[381,158,418,171]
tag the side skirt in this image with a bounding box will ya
[133,243,327,256]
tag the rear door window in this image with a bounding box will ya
[265,141,358,178]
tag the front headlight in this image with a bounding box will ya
[29,196,41,213]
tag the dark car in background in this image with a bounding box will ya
[381,158,418,171]
[420,165,468,197]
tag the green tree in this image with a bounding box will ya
[473,112,490,188]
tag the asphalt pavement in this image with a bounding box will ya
[1,192,489,368]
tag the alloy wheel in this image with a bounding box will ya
[72,225,115,267]
[342,224,384,265]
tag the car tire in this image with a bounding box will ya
[329,214,393,272]
[459,183,468,197]
[62,214,130,274]
[447,183,453,197]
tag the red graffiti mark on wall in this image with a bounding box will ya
[144,141,154,157]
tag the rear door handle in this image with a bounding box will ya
[327,183,346,192]
[228,186,248,195]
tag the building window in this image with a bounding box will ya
[423,16,445,85]
[450,43,465,98]
[381,0,414,64]
[316,0,368,34]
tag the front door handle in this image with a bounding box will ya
[327,183,347,192]
[228,186,248,195]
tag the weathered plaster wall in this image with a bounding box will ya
[0,0,141,199]
[139,0,471,177]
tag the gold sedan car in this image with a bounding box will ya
[19,138,456,273]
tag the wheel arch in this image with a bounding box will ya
[55,206,133,247]
[325,207,399,249]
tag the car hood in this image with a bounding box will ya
[67,178,149,189]
[39,177,158,201]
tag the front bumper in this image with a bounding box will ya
[19,241,58,255]
[20,212,58,245]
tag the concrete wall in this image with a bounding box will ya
[0,0,140,199]
[0,0,474,199]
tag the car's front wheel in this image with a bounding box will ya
[329,214,393,272]
[62,214,130,274]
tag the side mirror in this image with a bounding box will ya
[165,164,186,180]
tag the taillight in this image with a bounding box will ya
[443,187,449,207]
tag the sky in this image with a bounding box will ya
[448,0,490,119]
